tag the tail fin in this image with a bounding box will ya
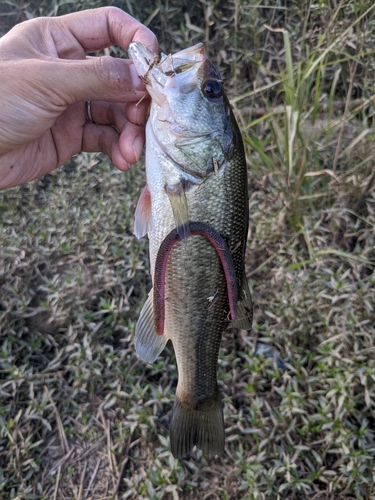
[169,391,224,459]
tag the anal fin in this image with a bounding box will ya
[135,289,168,363]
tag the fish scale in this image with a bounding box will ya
[166,237,227,392]
[129,41,252,459]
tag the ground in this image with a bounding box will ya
[1,1,375,499]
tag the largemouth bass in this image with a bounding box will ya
[129,42,252,459]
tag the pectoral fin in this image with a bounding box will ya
[231,272,253,330]
[135,290,168,363]
[134,184,151,239]
[165,181,190,240]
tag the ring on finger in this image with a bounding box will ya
[85,101,96,124]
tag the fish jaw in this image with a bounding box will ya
[128,42,207,107]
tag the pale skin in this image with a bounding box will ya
[0,7,158,190]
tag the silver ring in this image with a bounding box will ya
[85,101,95,123]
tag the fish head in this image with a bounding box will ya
[128,42,235,180]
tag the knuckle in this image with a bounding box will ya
[94,56,124,88]
[104,5,122,17]
[7,16,49,41]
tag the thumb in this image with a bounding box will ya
[44,56,146,105]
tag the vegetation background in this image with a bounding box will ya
[1,0,375,499]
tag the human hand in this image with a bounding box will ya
[0,7,157,190]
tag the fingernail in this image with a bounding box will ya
[130,64,145,91]
[133,136,144,161]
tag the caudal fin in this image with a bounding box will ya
[169,391,224,459]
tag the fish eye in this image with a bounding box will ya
[202,79,223,99]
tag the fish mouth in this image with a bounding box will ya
[156,43,206,78]
[128,42,207,106]
[129,42,206,77]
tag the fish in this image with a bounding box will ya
[128,42,252,459]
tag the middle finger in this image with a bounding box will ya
[85,98,149,129]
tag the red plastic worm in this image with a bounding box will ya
[153,221,238,335]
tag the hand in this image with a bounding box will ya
[0,7,157,189]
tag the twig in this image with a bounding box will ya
[99,408,117,488]
[49,446,75,476]
[46,386,69,454]
[114,458,128,498]
[230,79,281,104]
[53,465,61,500]
[114,440,131,497]
[85,458,101,499]
[232,102,247,132]
[238,99,366,118]
[135,93,147,107]
[71,435,106,464]
[77,461,88,500]
[332,60,358,172]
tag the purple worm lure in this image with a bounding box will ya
[153,221,238,335]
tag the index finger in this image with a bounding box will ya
[54,7,158,55]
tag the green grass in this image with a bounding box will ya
[1,1,375,499]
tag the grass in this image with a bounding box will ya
[1,0,375,498]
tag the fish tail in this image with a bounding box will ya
[170,391,224,459]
